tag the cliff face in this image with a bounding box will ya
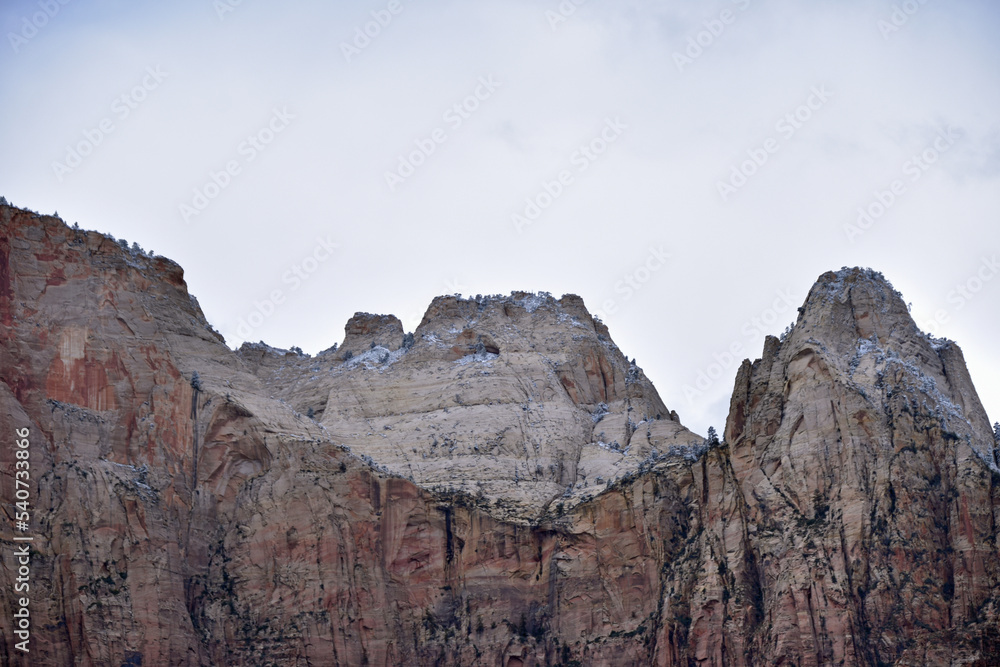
[1,204,997,666]
[237,291,700,523]
[717,270,1000,666]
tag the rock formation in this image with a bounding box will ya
[239,292,700,523]
[1,203,997,666]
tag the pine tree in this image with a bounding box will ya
[706,426,720,446]
[993,422,1000,468]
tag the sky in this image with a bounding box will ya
[2,0,998,437]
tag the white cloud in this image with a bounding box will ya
[2,0,998,435]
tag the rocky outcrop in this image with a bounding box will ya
[0,205,327,665]
[1,204,997,666]
[714,269,1000,666]
[237,290,701,522]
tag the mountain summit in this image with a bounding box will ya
[238,291,701,522]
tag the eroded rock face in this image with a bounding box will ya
[238,290,701,522]
[0,206,327,665]
[714,268,1000,666]
[1,205,997,666]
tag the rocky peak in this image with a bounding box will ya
[799,267,911,342]
[761,268,995,461]
[235,287,697,522]
[787,267,937,374]
[717,267,999,664]
[416,290,564,325]
[341,312,405,354]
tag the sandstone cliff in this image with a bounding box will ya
[1,203,997,666]
[237,291,700,523]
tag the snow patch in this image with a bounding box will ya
[665,442,711,462]
[595,440,624,453]
[345,345,407,370]
[517,292,550,313]
[455,348,498,365]
[558,312,589,329]
[922,331,953,351]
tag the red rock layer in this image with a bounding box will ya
[1,206,997,665]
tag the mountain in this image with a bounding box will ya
[237,292,700,523]
[1,203,997,666]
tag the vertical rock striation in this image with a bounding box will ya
[1,205,997,665]
[715,268,1000,666]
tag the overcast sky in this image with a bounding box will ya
[2,0,998,436]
